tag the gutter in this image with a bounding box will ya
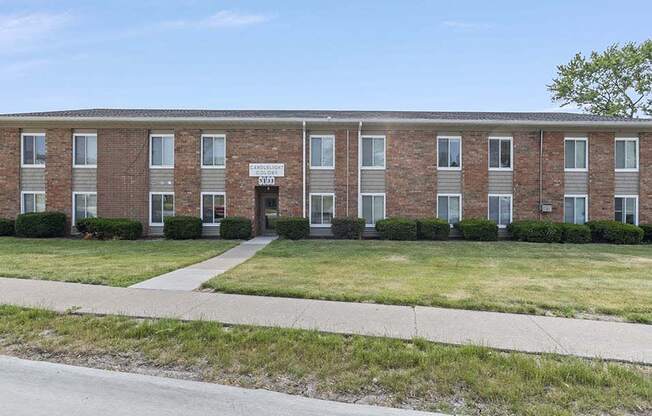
[539,130,544,220]
[302,121,306,219]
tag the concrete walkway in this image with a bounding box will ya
[130,236,276,291]
[1,277,651,364]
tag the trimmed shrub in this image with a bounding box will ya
[640,224,652,243]
[220,217,252,240]
[416,218,450,240]
[587,220,644,245]
[507,220,561,243]
[276,217,310,240]
[559,223,592,244]
[0,218,15,236]
[456,219,498,241]
[76,217,143,240]
[15,212,66,238]
[164,216,202,240]
[331,217,365,239]
[375,218,417,240]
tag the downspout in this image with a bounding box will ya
[346,129,350,216]
[357,121,363,218]
[302,121,306,218]
[539,129,543,220]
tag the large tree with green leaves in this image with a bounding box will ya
[549,40,652,118]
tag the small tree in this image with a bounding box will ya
[548,40,652,118]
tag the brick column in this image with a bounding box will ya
[334,128,358,218]
[0,128,21,219]
[589,132,615,221]
[174,128,201,216]
[386,130,437,218]
[513,131,541,220]
[640,133,652,224]
[541,132,564,222]
[462,131,488,219]
[45,128,73,232]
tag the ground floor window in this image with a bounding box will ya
[488,194,512,228]
[361,193,385,226]
[201,193,225,225]
[310,193,334,226]
[437,194,461,225]
[564,195,587,224]
[21,192,45,213]
[615,196,638,225]
[73,192,97,225]
[150,193,174,226]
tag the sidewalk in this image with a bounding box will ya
[1,277,650,364]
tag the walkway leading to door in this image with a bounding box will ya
[0,277,650,364]
[130,236,276,291]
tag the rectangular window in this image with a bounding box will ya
[565,137,588,170]
[437,194,461,225]
[150,134,174,168]
[310,135,335,168]
[21,133,46,167]
[150,193,174,225]
[73,134,97,167]
[488,194,512,228]
[21,192,46,213]
[437,136,461,169]
[489,136,512,169]
[201,135,226,168]
[361,136,385,168]
[564,195,587,224]
[361,194,385,226]
[310,193,335,226]
[201,193,225,225]
[73,192,97,226]
[615,196,638,225]
[615,138,638,171]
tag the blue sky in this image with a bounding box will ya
[1,0,650,113]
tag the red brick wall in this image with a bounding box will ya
[334,128,358,218]
[45,128,73,231]
[386,130,437,218]
[174,129,201,216]
[96,128,149,231]
[513,131,541,220]
[0,128,20,219]
[541,132,565,222]
[640,133,652,224]
[462,132,488,219]
[589,132,615,221]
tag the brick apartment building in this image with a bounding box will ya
[1,109,651,237]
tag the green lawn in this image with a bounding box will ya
[1,305,649,416]
[0,237,238,287]
[205,240,652,323]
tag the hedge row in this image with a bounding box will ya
[374,218,451,241]
[16,212,67,238]
[0,218,15,236]
[163,216,202,240]
[76,217,143,240]
[508,220,645,244]
[219,217,252,239]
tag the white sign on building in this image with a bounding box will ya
[249,163,285,177]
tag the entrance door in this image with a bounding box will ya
[256,187,279,235]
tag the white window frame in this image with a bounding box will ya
[436,193,462,227]
[200,192,226,226]
[20,191,46,213]
[614,195,639,225]
[200,134,226,169]
[488,136,513,171]
[149,192,175,226]
[563,194,589,225]
[72,133,98,168]
[72,192,97,229]
[360,135,386,170]
[564,137,588,172]
[20,132,46,168]
[359,193,386,227]
[309,134,335,170]
[437,135,462,171]
[149,134,175,169]
[614,137,639,172]
[309,193,335,227]
[487,193,513,229]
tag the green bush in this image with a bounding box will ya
[163,216,202,240]
[15,212,66,238]
[0,218,15,236]
[331,217,365,239]
[559,223,592,244]
[375,218,418,240]
[456,219,498,241]
[76,217,143,240]
[416,218,450,240]
[276,217,310,240]
[508,220,562,243]
[220,217,252,240]
[586,220,644,244]
[639,224,652,243]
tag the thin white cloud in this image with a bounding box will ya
[162,10,272,30]
[0,12,72,49]
[441,20,493,31]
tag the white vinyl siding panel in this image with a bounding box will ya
[564,171,589,195]
[200,170,226,192]
[614,172,639,194]
[437,170,462,193]
[20,168,45,191]
[72,169,97,192]
[487,171,513,194]
[150,169,174,192]
[309,170,335,193]
[360,170,385,193]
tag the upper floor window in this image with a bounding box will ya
[310,193,334,226]
[150,193,174,226]
[615,138,638,171]
[21,133,46,167]
[201,192,225,225]
[361,136,385,168]
[437,136,461,169]
[150,134,174,168]
[489,136,512,170]
[488,194,512,228]
[310,135,335,169]
[73,134,97,167]
[437,194,461,225]
[564,195,587,224]
[201,135,225,168]
[361,193,385,226]
[615,196,638,225]
[21,192,45,213]
[565,137,587,171]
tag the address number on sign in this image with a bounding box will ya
[258,176,276,186]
